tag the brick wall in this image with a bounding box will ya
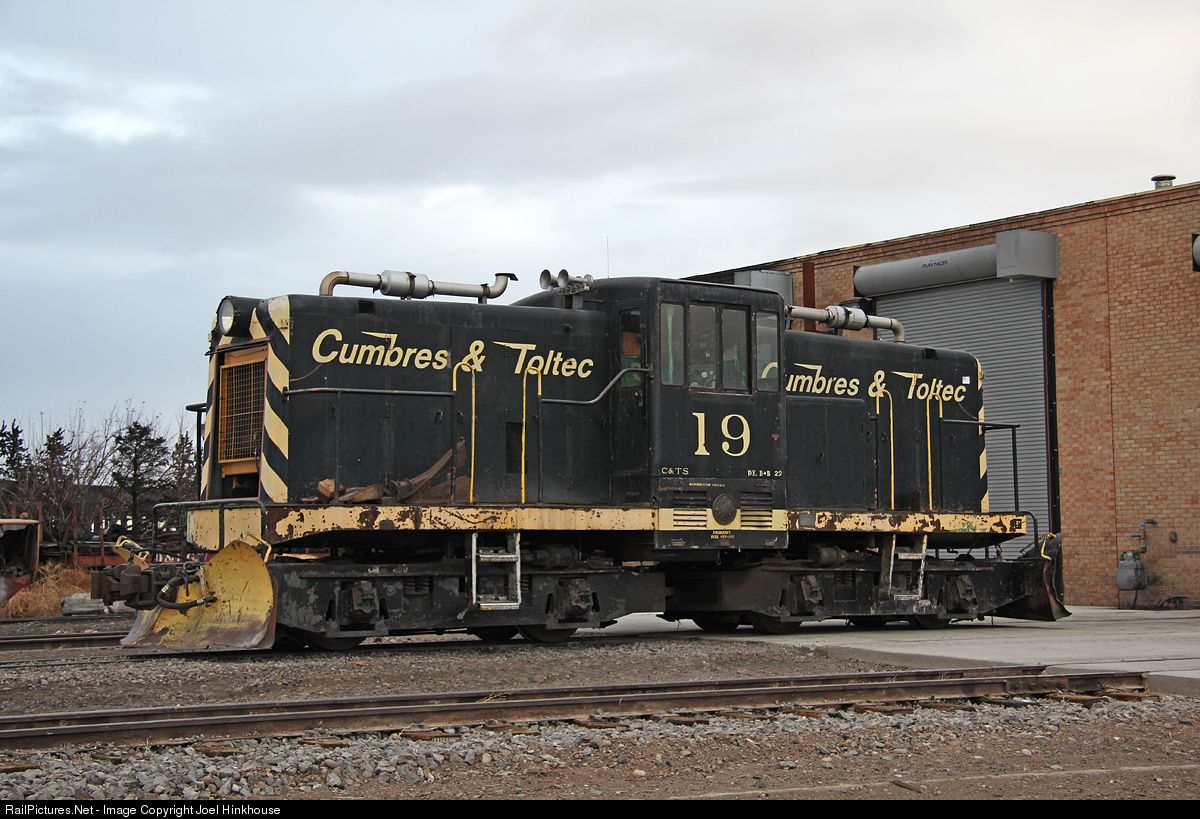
[750,183,1200,606]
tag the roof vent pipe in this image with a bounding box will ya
[1152,174,1176,189]
[319,270,517,301]
[787,304,906,343]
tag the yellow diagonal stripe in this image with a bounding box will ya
[259,458,287,503]
[201,357,216,496]
[267,347,289,393]
[264,399,289,460]
[267,296,291,344]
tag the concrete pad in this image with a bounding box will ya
[591,606,1200,696]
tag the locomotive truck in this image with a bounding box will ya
[92,268,1068,651]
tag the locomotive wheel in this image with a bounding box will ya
[468,626,519,643]
[691,617,741,634]
[847,617,890,630]
[748,614,803,635]
[518,624,578,644]
[304,631,367,651]
[907,615,953,630]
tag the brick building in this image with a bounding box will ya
[726,180,1200,607]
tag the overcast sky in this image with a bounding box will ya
[2,0,1198,432]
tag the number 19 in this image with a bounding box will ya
[692,412,750,457]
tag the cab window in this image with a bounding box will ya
[660,303,685,386]
[619,310,643,387]
[688,305,718,389]
[755,312,780,392]
[721,308,749,391]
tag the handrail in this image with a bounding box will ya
[941,418,1033,550]
[151,498,270,554]
[284,387,455,399]
[540,368,650,407]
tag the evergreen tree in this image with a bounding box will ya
[112,421,169,538]
[0,421,32,513]
[33,428,73,541]
[165,432,198,503]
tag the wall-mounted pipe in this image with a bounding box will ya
[787,304,906,343]
[319,270,517,301]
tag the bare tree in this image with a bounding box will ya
[11,409,121,542]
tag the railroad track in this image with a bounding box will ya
[0,632,126,653]
[0,665,1145,750]
[0,614,135,626]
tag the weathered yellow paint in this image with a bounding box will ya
[789,510,1025,535]
[978,404,989,511]
[249,311,266,341]
[120,541,274,652]
[202,355,216,497]
[875,389,895,508]
[267,296,291,344]
[452,362,478,503]
[268,505,659,540]
[266,346,289,393]
[259,458,287,503]
[520,368,542,504]
[188,504,1020,546]
[658,508,787,531]
[263,398,289,460]
[188,506,264,551]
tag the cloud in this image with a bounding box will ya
[0,1,1198,424]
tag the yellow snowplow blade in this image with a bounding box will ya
[122,540,276,652]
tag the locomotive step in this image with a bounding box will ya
[476,553,520,563]
[477,602,522,611]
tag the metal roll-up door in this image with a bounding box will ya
[874,277,1052,552]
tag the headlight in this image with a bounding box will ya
[217,297,238,335]
[215,296,258,338]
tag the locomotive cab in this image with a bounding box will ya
[648,281,786,552]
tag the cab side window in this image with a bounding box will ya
[619,310,643,387]
[755,312,780,392]
[688,305,718,389]
[721,308,749,391]
[660,303,685,386]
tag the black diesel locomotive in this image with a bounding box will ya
[94,268,1068,651]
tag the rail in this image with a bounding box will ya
[0,664,1144,749]
[0,632,125,653]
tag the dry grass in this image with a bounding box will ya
[1,563,92,618]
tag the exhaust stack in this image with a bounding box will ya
[319,270,517,302]
[787,304,906,343]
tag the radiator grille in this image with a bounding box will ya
[738,510,774,529]
[672,490,709,508]
[671,509,709,528]
[218,360,264,463]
